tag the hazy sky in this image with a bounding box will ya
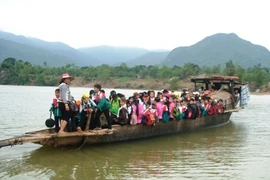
[0,0,269,50]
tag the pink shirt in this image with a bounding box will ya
[169,102,175,118]
[156,102,163,119]
[133,104,144,123]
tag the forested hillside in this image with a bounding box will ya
[1,57,269,91]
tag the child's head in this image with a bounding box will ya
[94,84,101,93]
[189,98,194,104]
[128,96,134,103]
[55,89,60,98]
[81,93,89,103]
[169,97,173,103]
[218,99,223,105]
[112,94,118,101]
[145,101,151,109]
[149,91,155,98]
[89,89,94,97]
[200,98,205,104]
[120,97,126,106]
[155,97,160,103]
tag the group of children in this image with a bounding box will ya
[49,84,226,133]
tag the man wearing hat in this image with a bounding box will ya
[58,73,74,133]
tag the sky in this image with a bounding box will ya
[0,0,269,50]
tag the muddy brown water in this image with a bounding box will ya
[0,85,269,180]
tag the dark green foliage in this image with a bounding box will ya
[0,58,269,90]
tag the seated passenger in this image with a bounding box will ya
[110,94,120,124]
[202,98,211,116]
[154,97,163,121]
[148,90,155,105]
[168,96,175,120]
[133,99,144,124]
[185,98,198,119]
[143,102,157,125]
[77,93,97,133]
[116,97,129,125]
[216,99,225,114]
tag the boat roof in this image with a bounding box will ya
[191,75,242,84]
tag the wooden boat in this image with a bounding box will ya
[0,75,247,148]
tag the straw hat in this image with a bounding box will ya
[62,73,74,81]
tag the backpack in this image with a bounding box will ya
[162,111,170,123]
[145,112,155,125]
[173,107,181,120]
[70,100,79,112]
[130,113,138,125]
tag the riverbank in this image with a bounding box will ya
[70,77,194,91]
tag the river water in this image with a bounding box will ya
[0,85,269,180]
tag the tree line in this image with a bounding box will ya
[0,57,269,91]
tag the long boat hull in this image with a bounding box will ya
[22,112,232,147]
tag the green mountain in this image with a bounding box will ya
[163,33,270,68]
[0,38,75,66]
[78,45,149,65]
[0,30,97,66]
[126,51,169,66]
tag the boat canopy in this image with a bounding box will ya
[191,75,244,93]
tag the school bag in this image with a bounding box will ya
[162,110,170,123]
[145,111,155,125]
[130,113,138,125]
[173,107,182,120]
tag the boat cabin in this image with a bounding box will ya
[191,75,243,94]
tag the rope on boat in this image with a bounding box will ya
[75,137,88,151]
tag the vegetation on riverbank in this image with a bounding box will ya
[1,57,270,92]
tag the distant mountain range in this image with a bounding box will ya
[1,30,270,67]
[78,45,149,65]
[163,33,270,68]
[126,51,169,66]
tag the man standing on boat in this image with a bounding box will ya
[93,84,112,133]
[58,73,74,134]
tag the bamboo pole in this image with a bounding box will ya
[84,112,92,132]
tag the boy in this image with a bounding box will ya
[77,93,97,133]
[49,89,62,132]
[93,84,111,133]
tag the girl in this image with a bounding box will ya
[116,97,129,125]
[133,99,144,124]
[168,96,175,120]
[154,97,163,121]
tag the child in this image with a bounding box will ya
[49,89,62,132]
[110,93,121,124]
[168,96,175,120]
[116,97,129,125]
[77,93,97,133]
[154,97,163,121]
[93,84,111,132]
[143,102,157,125]
[216,99,225,114]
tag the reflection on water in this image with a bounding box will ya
[0,86,270,179]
